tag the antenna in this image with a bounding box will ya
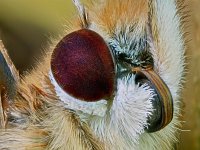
[72,0,89,28]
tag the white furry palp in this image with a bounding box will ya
[88,78,154,150]
[138,0,185,149]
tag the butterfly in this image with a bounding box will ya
[0,0,185,149]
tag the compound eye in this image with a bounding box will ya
[51,29,115,102]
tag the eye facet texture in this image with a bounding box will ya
[51,29,115,102]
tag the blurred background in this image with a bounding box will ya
[0,0,199,149]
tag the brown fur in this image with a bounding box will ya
[87,0,148,34]
[1,38,104,149]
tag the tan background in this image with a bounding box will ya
[0,0,199,149]
[180,0,200,149]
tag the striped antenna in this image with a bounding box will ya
[72,0,89,28]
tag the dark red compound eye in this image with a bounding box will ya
[51,29,115,102]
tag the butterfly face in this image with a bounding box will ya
[0,0,185,149]
[50,27,173,132]
[48,1,185,149]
